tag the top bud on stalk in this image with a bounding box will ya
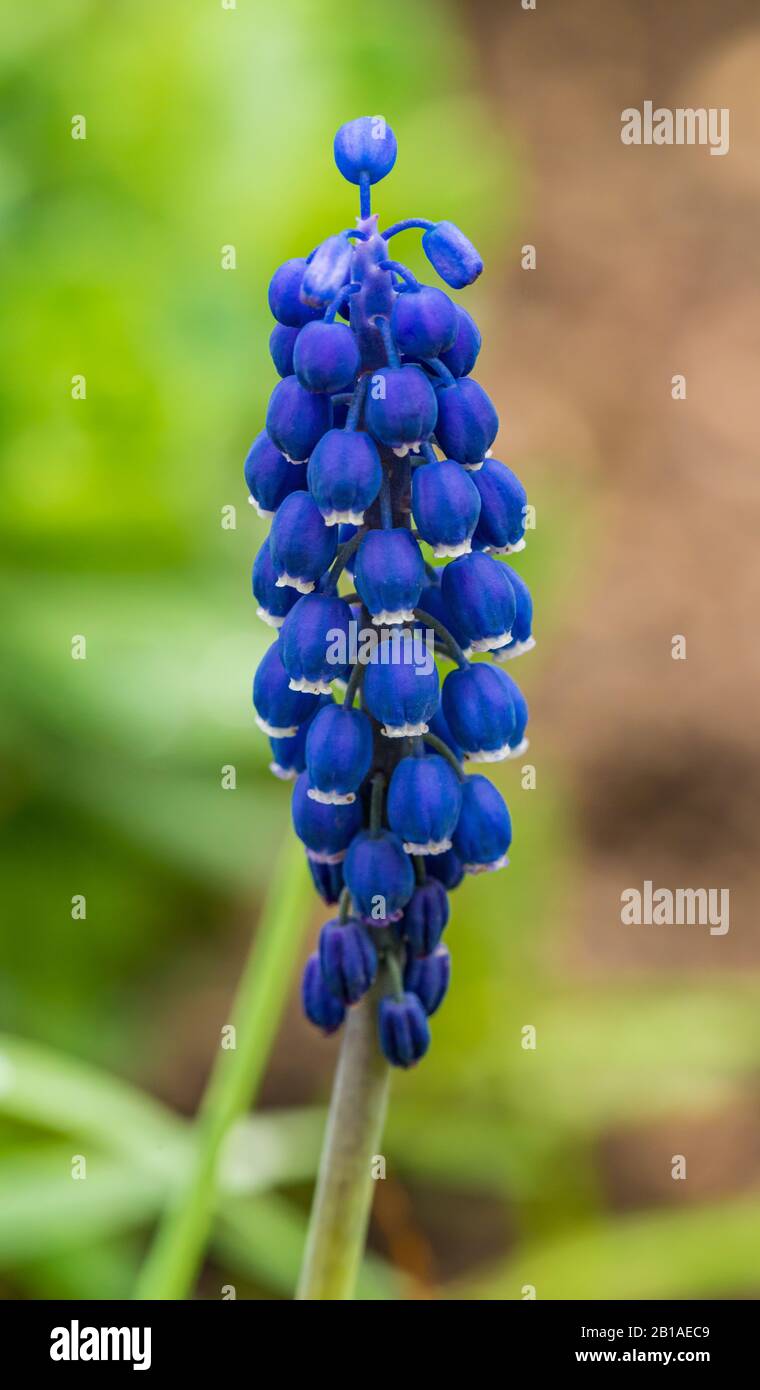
[334,116,398,185]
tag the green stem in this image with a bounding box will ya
[296,981,391,1300]
[134,836,312,1300]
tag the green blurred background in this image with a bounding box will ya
[2,0,759,1300]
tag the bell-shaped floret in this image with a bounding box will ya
[307,429,382,525]
[387,754,462,855]
[441,551,516,654]
[269,492,338,594]
[441,662,516,762]
[344,829,415,924]
[452,774,512,873]
[354,528,425,625]
[472,459,527,555]
[365,366,438,456]
[305,704,373,804]
[244,431,306,519]
[252,541,301,629]
[279,592,352,695]
[268,698,329,780]
[363,635,440,738]
[253,641,321,738]
[412,459,481,558]
[491,564,535,660]
[291,771,363,863]
[265,376,331,463]
[434,378,498,468]
[425,847,465,891]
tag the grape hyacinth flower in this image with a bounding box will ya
[244,117,535,1301]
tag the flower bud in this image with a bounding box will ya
[422,221,483,289]
[319,918,378,1004]
[387,754,462,855]
[268,699,329,780]
[302,952,346,1034]
[441,662,516,762]
[293,320,360,394]
[434,378,498,467]
[404,943,451,1014]
[412,459,481,557]
[391,285,457,359]
[334,116,397,185]
[269,492,338,594]
[452,774,512,873]
[354,528,425,624]
[269,323,300,377]
[344,829,415,923]
[400,879,450,956]
[302,233,354,307]
[292,771,363,863]
[308,856,345,905]
[266,375,331,463]
[305,704,374,804]
[268,258,322,327]
[378,992,430,1067]
[439,305,481,378]
[307,429,382,525]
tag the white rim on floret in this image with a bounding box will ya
[506,737,530,759]
[464,739,513,763]
[392,441,422,458]
[485,537,526,555]
[492,636,536,661]
[256,606,285,628]
[462,460,484,471]
[322,506,365,525]
[307,787,357,805]
[432,539,472,558]
[284,452,308,465]
[255,715,298,738]
[248,495,274,520]
[288,676,333,695]
[275,572,315,593]
[305,847,347,865]
[269,761,298,781]
[371,608,416,625]
[464,852,510,874]
[381,720,430,738]
[402,836,452,855]
[469,629,512,653]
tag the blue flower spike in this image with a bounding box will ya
[247,118,533,1064]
